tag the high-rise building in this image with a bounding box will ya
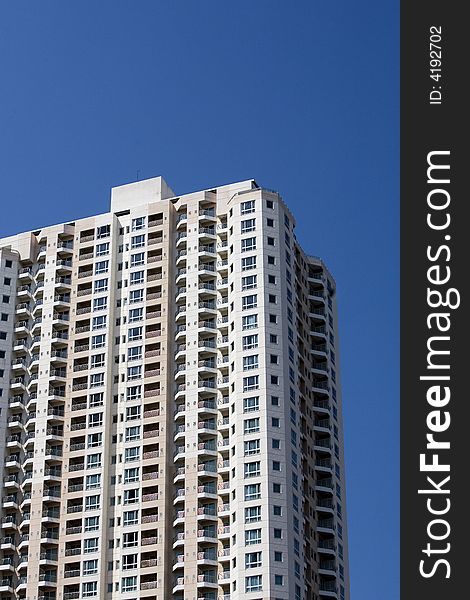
[0,176,349,600]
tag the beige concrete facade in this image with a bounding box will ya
[0,177,349,600]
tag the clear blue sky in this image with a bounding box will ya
[0,2,399,598]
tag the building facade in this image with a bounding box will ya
[0,176,349,600]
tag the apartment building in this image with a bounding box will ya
[0,176,349,600]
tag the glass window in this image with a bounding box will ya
[127,365,142,381]
[97,225,110,239]
[85,474,101,490]
[86,454,102,469]
[91,334,106,348]
[93,296,107,311]
[245,506,262,524]
[241,237,256,252]
[84,517,100,533]
[242,334,258,350]
[242,314,258,330]
[243,396,259,413]
[244,483,261,500]
[244,439,260,456]
[129,289,144,304]
[245,550,262,567]
[241,218,256,233]
[96,242,109,257]
[242,295,257,310]
[83,559,98,574]
[123,510,139,526]
[128,326,142,341]
[129,307,143,322]
[130,252,145,267]
[240,200,255,214]
[241,256,256,271]
[124,447,140,463]
[127,346,142,361]
[94,278,108,293]
[245,529,262,546]
[95,260,109,274]
[130,234,145,248]
[85,494,100,511]
[244,461,261,478]
[243,376,259,392]
[121,576,137,592]
[244,417,260,434]
[90,353,105,368]
[131,217,146,231]
[126,386,142,401]
[242,274,257,290]
[89,373,104,388]
[123,488,139,505]
[125,425,141,441]
[84,538,99,553]
[82,581,98,597]
[124,467,140,484]
[243,355,259,371]
[130,270,144,285]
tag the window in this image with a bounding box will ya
[82,581,98,597]
[241,218,256,233]
[270,354,279,364]
[90,373,104,388]
[132,216,146,231]
[273,505,282,516]
[242,334,258,350]
[96,242,109,256]
[126,386,142,401]
[97,225,110,239]
[268,274,276,284]
[130,271,144,285]
[242,314,258,330]
[244,461,261,478]
[83,559,98,574]
[245,529,262,546]
[127,365,142,381]
[91,353,105,369]
[125,425,141,442]
[88,433,102,448]
[84,517,100,533]
[267,255,275,265]
[91,334,106,349]
[272,417,280,428]
[269,314,277,324]
[241,237,256,252]
[241,256,257,271]
[130,252,145,267]
[88,412,103,427]
[275,551,283,562]
[3,278,10,285]
[89,392,104,408]
[129,307,143,322]
[242,294,257,310]
[129,289,144,304]
[1,313,7,322]
[123,510,139,526]
[270,334,278,344]
[242,274,257,290]
[93,296,107,311]
[244,439,260,456]
[272,439,281,449]
[244,417,260,434]
[245,506,261,524]
[273,461,281,471]
[243,375,259,392]
[85,474,101,490]
[131,234,145,248]
[121,576,137,592]
[2,296,9,304]
[0,332,6,340]
[124,447,140,463]
[124,467,140,484]
[5,260,12,268]
[128,326,143,341]
[275,574,284,586]
[243,396,259,413]
[245,550,262,567]
[84,538,99,554]
[94,278,108,293]
[267,217,274,227]
[274,528,282,539]
[243,355,259,371]
[122,554,138,570]
[241,200,255,214]
[273,483,282,493]
[127,346,142,361]
[86,454,102,470]
[244,483,261,500]
[123,531,138,548]
[95,260,109,274]
[123,488,139,505]
[85,494,100,510]
[268,294,277,304]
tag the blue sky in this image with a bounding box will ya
[0,2,399,597]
